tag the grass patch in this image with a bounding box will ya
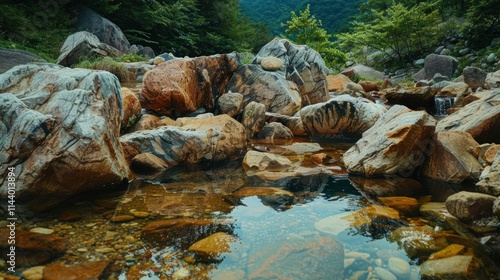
[73,56,131,82]
[116,53,149,63]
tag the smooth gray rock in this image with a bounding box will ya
[56,31,102,66]
[300,95,386,139]
[344,105,436,176]
[76,6,130,53]
[463,66,487,89]
[423,54,458,80]
[0,64,130,213]
[341,64,385,81]
[0,48,45,74]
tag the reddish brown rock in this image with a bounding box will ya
[358,80,380,92]
[0,229,68,266]
[423,131,482,183]
[140,53,239,117]
[130,114,161,132]
[43,260,110,280]
[445,191,496,222]
[140,58,211,116]
[327,74,352,92]
[121,87,141,130]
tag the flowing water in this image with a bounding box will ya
[11,139,500,279]
[434,97,455,116]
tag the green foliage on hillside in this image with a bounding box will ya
[239,0,364,35]
[282,5,346,69]
[338,2,442,67]
[0,0,272,61]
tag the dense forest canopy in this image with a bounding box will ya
[1,0,499,71]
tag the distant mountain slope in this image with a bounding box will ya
[239,0,365,36]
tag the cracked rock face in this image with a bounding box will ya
[300,95,386,139]
[0,63,130,214]
[344,105,436,177]
[252,38,330,107]
[120,114,247,165]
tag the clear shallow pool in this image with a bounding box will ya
[10,140,499,279]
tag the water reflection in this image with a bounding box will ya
[114,141,500,279]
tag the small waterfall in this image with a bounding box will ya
[434,97,455,116]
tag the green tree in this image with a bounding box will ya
[282,4,346,69]
[338,2,442,67]
[464,0,500,48]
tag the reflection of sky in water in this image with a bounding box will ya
[211,178,413,278]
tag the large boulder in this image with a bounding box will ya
[341,64,385,81]
[120,114,246,165]
[384,86,434,112]
[57,31,102,66]
[344,105,436,176]
[435,89,500,143]
[252,38,330,106]
[300,95,386,139]
[462,66,487,89]
[445,191,496,222]
[0,64,130,214]
[75,6,130,53]
[422,131,483,183]
[228,64,301,115]
[0,48,45,74]
[140,53,240,117]
[421,54,458,80]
